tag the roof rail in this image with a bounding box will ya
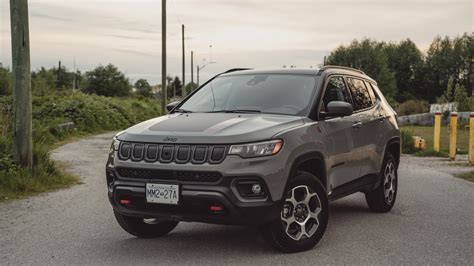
[223,68,252,74]
[318,65,365,75]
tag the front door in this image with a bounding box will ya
[345,77,379,178]
[319,76,359,189]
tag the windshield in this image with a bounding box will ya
[178,74,318,116]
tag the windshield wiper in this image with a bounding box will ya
[173,108,193,113]
[208,109,261,113]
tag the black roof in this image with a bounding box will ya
[221,66,375,83]
[221,68,320,76]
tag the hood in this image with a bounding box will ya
[117,113,304,144]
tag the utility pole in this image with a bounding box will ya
[190,50,194,89]
[181,24,185,97]
[72,57,76,90]
[161,0,167,113]
[10,0,33,169]
[57,60,61,89]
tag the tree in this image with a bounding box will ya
[326,39,397,99]
[0,65,12,96]
[384,39,425,102]
[83,64,131,97]
[134,79,153,97]
[167,76,182,99]
[454,84,472,111]
[452,33,473,96]
[184,82,198,95]
[424,36,456,102]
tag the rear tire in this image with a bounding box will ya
[260,171,328,253]
[114,210,179,238]
[365,152,398,213]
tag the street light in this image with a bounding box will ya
[196,45,216,86]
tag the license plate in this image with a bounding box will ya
[146,183,179,205]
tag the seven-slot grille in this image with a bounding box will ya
[116,167,222,182]
[118,142,227,164]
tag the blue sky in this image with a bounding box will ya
[0,0,472,84]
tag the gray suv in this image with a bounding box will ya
[106,66,400,253]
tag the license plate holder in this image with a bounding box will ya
[145,183,179,205]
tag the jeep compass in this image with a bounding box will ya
[106,66,400,252]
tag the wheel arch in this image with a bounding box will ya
[288,151,327,192]
[385,137,401,168]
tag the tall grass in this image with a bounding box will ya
[0,92,162,200]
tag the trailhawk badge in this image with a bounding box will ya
[163,137,178,142]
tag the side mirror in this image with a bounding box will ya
[321,101,353,118]
[166,101,180,112]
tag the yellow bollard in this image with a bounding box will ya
[434,112,441,152]
[469,112,474,165]
[449,112,458,161]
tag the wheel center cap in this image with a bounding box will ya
[294,203,309,222]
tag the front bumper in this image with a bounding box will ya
[107,169,282,225]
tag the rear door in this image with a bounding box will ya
[345,77,379,177]
[318,76,359,189]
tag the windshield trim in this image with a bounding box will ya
[172,73,320,117]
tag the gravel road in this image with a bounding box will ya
[0,132,473,264]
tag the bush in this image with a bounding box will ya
[401,128,415,154]
[82,64,131,97]
[0,92,162,200]
[396,100,429,116]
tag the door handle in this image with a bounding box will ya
[352,121,363,129]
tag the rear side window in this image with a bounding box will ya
[364,81,378,103]
[321,76,350,112]
[346,77,373,111]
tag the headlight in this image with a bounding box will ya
[111,136,120,151]
[107,137,120,168]
[228,140,283,158]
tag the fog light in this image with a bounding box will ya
[120,199,132,205]
[251,184,262,194]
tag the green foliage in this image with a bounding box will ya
[400,128,415,154]
[326,39,397,98]
[167,75,183,99]
[385,39,425,102]
[414,149,449,158]
[396,100,429,116]
[82,64,131,97]
[0,65,12,96]
[134,79,153,98]
[425,33,473,102]
[326,33,473,104]
[0,92,161,200]
[31,66,82,94]
[455,171,474,183]
[453,84,472,111]
[184,82,198,95]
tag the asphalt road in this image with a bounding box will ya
[1,132,473,264]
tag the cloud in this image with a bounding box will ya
[113,48,156,57]
[0,0,471,84]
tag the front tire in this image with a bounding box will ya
[261,172,329,253]
[365,152,398,212]
[114,210,179,238]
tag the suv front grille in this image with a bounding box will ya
[116,167,222,183]
[118,142,227,164]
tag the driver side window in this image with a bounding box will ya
[320,76,350,112]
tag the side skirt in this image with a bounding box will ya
[328,174,379,201]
